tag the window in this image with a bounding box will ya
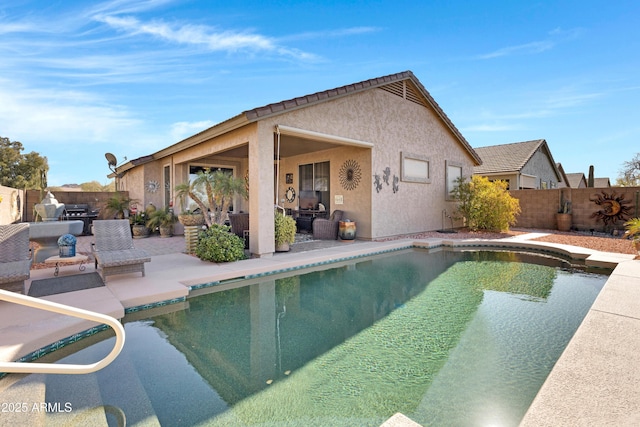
[445,161,463,200]
[299,161,330,209]
[401,152,430,183]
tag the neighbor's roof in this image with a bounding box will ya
[473,139,559,176]
[565,172,587,188]
[593,177,611,187]
[115,71,481,175]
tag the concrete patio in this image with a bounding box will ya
[1,232,639,426]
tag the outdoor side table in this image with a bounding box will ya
[44,254,89,277]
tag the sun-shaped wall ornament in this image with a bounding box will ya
[339,159,362,191]
[590,191,633,225]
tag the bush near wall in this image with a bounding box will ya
[510,187,640,233]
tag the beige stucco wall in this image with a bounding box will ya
[0,185,24,225]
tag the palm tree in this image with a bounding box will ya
[175,169,247,227]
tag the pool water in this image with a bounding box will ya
[10,250,608,426]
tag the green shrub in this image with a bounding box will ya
[195,224,246,262]
[451,176,520,232]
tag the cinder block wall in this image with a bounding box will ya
[25,190,129,222]
[510,187,640,232]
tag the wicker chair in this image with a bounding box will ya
[228,213,249,248]
[312,210,344,240]
[0,223,32,293]
[228,213,249,238]
[91,219,151,282]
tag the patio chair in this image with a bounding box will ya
[0,223,32,293]
[228,212,249,249]
[312,210,344,240]
[228,213,249,238]
[91,219,151,282]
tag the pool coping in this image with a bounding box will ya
[2,235,639,426]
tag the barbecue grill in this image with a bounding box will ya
[63,204,99,235]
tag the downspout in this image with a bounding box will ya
[275,125,281,208]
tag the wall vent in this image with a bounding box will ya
[379,81,428,107]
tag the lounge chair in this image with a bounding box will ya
[0,223,32,293]
[312,210,344,240]
[91,219,151,282]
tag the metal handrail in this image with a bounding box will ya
[0,289,125,374]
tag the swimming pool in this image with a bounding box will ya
[3,249,608,426]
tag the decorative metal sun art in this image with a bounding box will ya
[339,159,362,191]
[590,191,633,225]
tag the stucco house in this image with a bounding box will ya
[473,140,563,190]
[113,71,481,257]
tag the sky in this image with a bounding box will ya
[1,0,638,186]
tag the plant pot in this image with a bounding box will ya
[556,213,572,232]
[59,245,76,257]
[339,221,356,240]
[275,242,290,252]
[179,214,205,226]
[132,224,150,238]
[159,225,173,237]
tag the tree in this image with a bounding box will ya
[0,136,49,189]
[617,153,640,186]
[174,169,247,227]
[451,175,521,232]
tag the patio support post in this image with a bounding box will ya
[248,130,275,257]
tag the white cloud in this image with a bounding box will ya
[93,14,318,60]
[476,40,555,60]
[0,79,141,145]
[170,121,215,141]
[476,27,583,60]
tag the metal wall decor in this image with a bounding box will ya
[285,187,296,203]
[146,180,159,193]
[339,159,362,191]
[590,191,632,225]
[373,174,383,193]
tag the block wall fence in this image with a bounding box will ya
[24,190,129,222]
[510,187,640,233]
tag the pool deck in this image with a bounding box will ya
[1,233,639,426]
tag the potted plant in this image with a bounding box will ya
[130,210,150,238]
[146,207,177,237]
[274,210,296,252]
[624,218,640,255]
[103,194,131,219]
[177,209,205,227]
[556,199,572,232]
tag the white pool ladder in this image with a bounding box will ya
[0,289,125,374]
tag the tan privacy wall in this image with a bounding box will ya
[510,187,640,232]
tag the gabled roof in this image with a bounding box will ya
[594,177,611,187]
[555,163,570,187]
[133,71,481,167]
[565,172,587,188]
[473,140,559,177]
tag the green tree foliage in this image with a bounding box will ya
[617,153,640,186]
[451,176,521,232]
[175,168,247,227]
[0,136,49,189]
